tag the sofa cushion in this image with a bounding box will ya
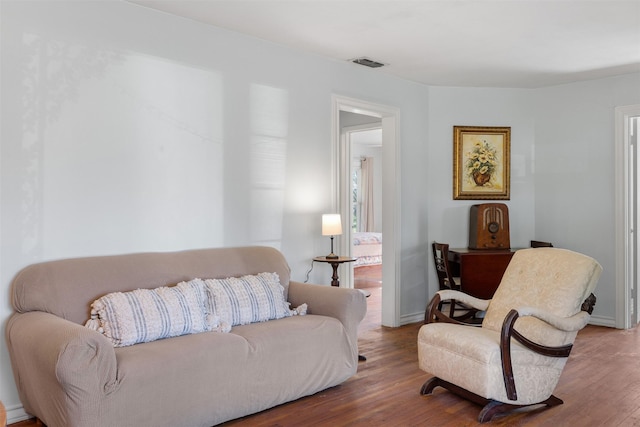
[204,272,293,327]
[109,314,356,426]
[85,279,212,347]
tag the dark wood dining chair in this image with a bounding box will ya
[429,242,478,323]
[530,240,553,248]
[431,242,460,292]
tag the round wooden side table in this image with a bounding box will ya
[313,256,356,287]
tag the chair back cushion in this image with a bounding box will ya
[482,248,602,346]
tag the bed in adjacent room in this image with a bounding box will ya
[353,232,382,267]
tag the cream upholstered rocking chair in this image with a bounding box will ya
[418,248,602,423]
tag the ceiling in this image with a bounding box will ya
[128,0,640,89]
[351,128,383,147]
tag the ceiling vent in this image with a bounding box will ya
[351,57,386,68]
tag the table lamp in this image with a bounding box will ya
[322,214,342,259]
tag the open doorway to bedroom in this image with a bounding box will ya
[343,120,383,306]
[332,95,400,328]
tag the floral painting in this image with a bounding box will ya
[453,126,510,200]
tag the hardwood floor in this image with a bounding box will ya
[226,321,640,427]
[354,264,382,334]
[354,264,382,289]
[10,287,640,426]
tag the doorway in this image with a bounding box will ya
[332,95,400,327]
[344,122,383,329]
[615,104,640,329]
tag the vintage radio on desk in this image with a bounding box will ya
[468,203,510,249]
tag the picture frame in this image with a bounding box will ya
[453,126,511,200]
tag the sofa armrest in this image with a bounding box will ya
[288,281,366,345]
[6,311,119,421]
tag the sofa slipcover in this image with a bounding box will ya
[6,246,366,427]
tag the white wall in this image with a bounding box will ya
[533,73,640,326]
[426,86,537,286]
[427,76,640,327]
[0,1,431,419]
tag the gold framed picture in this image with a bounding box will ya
[453,126,511,200]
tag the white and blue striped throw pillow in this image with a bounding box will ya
[85,279,211,347]
[204,272,292,327]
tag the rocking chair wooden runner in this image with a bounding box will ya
[418,248,602,423]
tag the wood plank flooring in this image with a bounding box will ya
[222,319,640,427]
[354,264,381,334]
[10,285,640,426]
[353,264,382,289]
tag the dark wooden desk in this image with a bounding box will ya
[448,248,518,299]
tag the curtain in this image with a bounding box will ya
[360,157,374,232]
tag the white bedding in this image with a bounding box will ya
[353,232,382,267]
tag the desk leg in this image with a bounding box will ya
[330,262,340,287]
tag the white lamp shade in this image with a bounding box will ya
[322,214,343,236]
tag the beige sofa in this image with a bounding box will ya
[6,246,366,427]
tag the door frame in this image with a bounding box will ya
[331,95,401,327]
[615,104,640,329]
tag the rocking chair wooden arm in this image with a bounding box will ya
[436,290,491,310]
[499,293,597,401]
[425,290,490,325]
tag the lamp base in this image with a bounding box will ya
[326,235,339,259]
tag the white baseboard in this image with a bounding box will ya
[589,314,616,328]
[7,405,31,425]
[400,311,424,325]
